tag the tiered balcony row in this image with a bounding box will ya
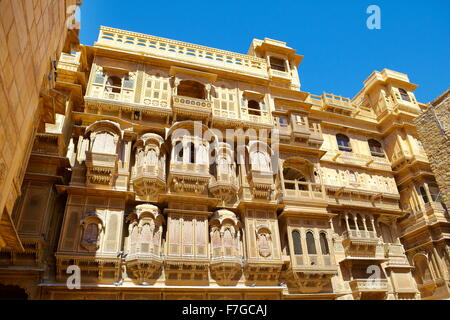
[96,26,268,79]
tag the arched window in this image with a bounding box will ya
[356,215,365,230]
[211,228,221,248]
[189,142,196,164]
[129,224,138,254]
[419,186,429,203]
[105,76,122,93]
[336,134,352,152]
[306,231,317,255]
[398,88,411,102]
[140,223,152,253]
[217,156,230,175]
[177,80,206,99]
[248,100,261,116]
[223,228,233,248]
[283,167,307,191]
[349,171,357,183]
[174,141,184,162]
[319,233,330,255]
[251,151,270,172]
[368,139,384,157]
[146,148,158,166]
[292,231,302,255]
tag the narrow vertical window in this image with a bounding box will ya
[419,186,429,203]
[319,233,330,255]
[368,139,384,157]
[306,231,317,254]
[292,231,302,255]
[398,88,411,102]
[336,134,352,152]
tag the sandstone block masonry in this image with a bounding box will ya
[415,89,450,208]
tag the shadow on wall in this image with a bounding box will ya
[0,284,28,300]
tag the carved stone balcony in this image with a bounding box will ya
[209,174,239,204]
[168,162,211,195]
[248,170,274,201]
[85,151,118,186]
[281,181,327,205]
[210,254,243,286]
[269,69,292,82]
[241,110,273,128]
[243,262,283,285]
[287,122,324,146]
[322,93,355,116]
[390,149,413,169]
[172,95,212,121]
[349,279,389,296]
[131,165,166,201]
[125,253,163,283]
[393,97,421,115]
[283,254,338,293]
[96,26,268,79]
[342,230,379,247]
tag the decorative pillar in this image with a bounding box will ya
[344,213,350,232]
[352,214,359,232]
[370,216,377,239]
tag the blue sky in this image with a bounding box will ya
[79,0,450,103]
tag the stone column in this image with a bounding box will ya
[344,213,350,232]
[352,214,359,233]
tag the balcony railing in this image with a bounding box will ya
[173,95,212,110]
[269,69,292,81]
[292,254,337,271]
[85,152,118,168]
[343,229,378,241]
[58,52,81,71]
[170,162,210,176]
[132,165,165,180]
[282,181,326,202]
[241,109,272,126]
[322,93,355,115]
[349,279,388,292]
[96,26,267,78]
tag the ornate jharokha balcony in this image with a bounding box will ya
[96,26,268,78]
[281,181,327,203]
[168,162,211,194]
[131,165,166,201]
[209,173,239,204]
[285,254,338,293]
[172,95,212,120]
[342,229,379,246]
[125,252,163,284]
[85,151,118,186]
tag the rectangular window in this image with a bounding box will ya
[123,77,134,89]
[94,73,105,84]
[270,57,286,72]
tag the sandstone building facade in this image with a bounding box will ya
[0,26,449,300]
